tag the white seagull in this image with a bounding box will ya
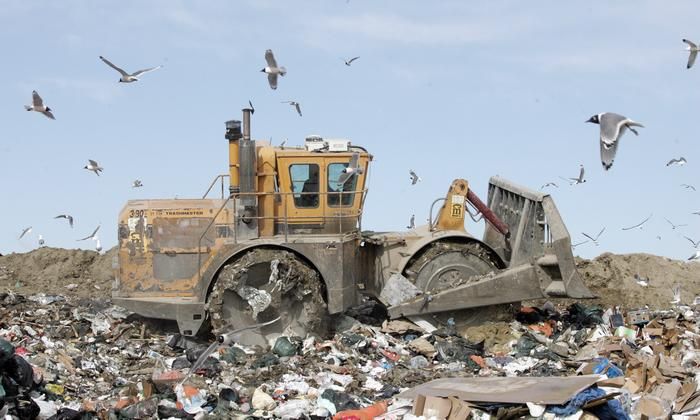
[25,90,55,120]
[666,157,687,167]
[18,226,32,240]
[99,56,162,83]
[77,225,100,242]
[84,159,103,176]
[407,214,415,229]
[621,214,652,231]
[560,164,586,185]
[683,39,699,69]
[344,56,360,66]
[281,101,302,116]
[685,236,700,249]
[54,214,74,228]
[337,153,364,186]
[409,169,422,185]
[540,182,558,190]
[586,112,644,170]
[582,227,605,246]
[665,218,687,230]
[634,274,649,287]
[261,49,286,90]
[681,184,696,191]
[132,179,143,188]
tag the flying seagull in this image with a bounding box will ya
[586,112,644,170]
[689,250,700,261]
[38,235,45,247]
[99,56,162,83]
[560,164,586,185]
[582,227,605,246]
[54,214,74,228]
[634,273,649,287]
[671,284,681,305]
[77,225,100,242]
[337,152,364,186]
[407,214,415,229]
[261,49,286,90]
[409,169,422,185]
[666,157,687,167]
[344,56,360,66]
[24,90,55,120]
[281,101,302,116]
[621,214,652,231]
[132,179,143,188]
[685,236,700,249]
[18,226,32,240]
[540,182,558,190]
[84,159,103,176]
[681,184,696,191]
[665,218,687,230]
[683,39,699,69]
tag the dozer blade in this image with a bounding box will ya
[388,176,594,319]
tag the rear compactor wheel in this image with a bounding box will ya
[403,241,514,327]
[207,248,327,347]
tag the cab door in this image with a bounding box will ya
[277,157,325,231]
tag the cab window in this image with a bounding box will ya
[290,164,319,208]
[327,162,358,207]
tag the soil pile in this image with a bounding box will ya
[576,252,700,309]
[0,247,116,299]
[1,248,698,309]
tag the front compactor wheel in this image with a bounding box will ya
[404,241,513,326]
[207,249,327,347]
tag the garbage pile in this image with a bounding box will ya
[0,290,698,419]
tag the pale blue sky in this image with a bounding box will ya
[1,1,698,260]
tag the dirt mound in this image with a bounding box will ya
[576,252,700,309]
[0,247,116,299]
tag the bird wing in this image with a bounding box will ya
[32,90,43,107]
[248,100,255,114]
[596,227,606,239]
[295,103,302,116]
[688,50,698,69]
[683,38,698,49]
[348,152,359,170]
[600,138,619,170]
[99,56,128,76]
[265,49,278,68]
[267,73,278,89]
[348,56,360,64]
[581,232,596,242]
[89,159,98,167]
[578,165,585,181]
[131,65,162,77]
[77,225,100,241]
[337,172,351,186]
[54,215,66,219]
[667,158,678,166]
[664,218,673,227]
[599,113,628,146]
[19,227,32,239]
[68,216,74,227]
[684,236,699,247]
[42,110,55,120]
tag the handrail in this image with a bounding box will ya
[195,188,368,280]
[202,174,230,199]
[428,197,446,231]
[197,195,232,282]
